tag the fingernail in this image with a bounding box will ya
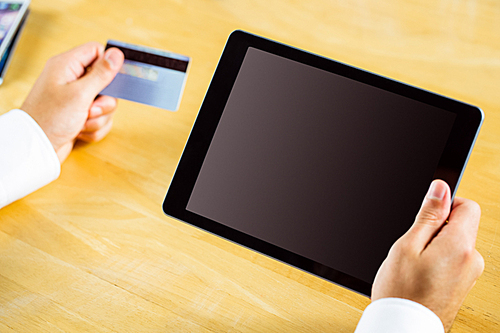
[90,106,102,117]
[104,49,121,70]
[427,180,446,200]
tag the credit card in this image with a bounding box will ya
[100,40,190,111]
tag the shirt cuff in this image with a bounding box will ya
[0,109,61,208]
[354,298,445,333]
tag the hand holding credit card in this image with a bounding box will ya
[100,40,190,111]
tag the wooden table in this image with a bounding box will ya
[1,0,499,331]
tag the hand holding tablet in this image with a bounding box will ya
[163,30,483,297]
[370,180,484,331]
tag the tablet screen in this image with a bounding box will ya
[186,47,456,284]
[0,3,22,45]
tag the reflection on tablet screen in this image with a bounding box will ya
[186,47,456,284]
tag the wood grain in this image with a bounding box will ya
[1,0,499,331]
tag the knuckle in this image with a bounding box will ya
[45,57,56,67]
[77,135,89,143]
[474,250,485,275]
[106,98,118,111]
[90,128,108,142]
[85,122,96,132]
[467,200,482,217]
[98,114,110,127]
[46,54,60,66]
[85,41,102,50]
[457,198,481,217]
[462,246,475,260]
[94,66,111,82]
[87,132,100,142]
[80,132,98,143]
[391,236,415,255]
[417,208,443,225]
[89,116,108,132]
[458,244,480,265]
[77,133,90,142]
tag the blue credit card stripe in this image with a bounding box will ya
[106,43,189,72]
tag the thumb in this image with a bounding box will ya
[406,179,451,249]
[78,47,124,97]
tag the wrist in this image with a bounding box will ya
[18,108,64,165]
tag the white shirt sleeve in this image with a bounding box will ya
[355,298,445,333]
[0,109,61,209]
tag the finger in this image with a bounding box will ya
[65,42,105,69]
[77,47,124,97]
[89,95,118,118]
[77,119,113,143]
[445,197,482,248]
[405,180,452,250]
[81,113,113,133]
[48,42,105,83]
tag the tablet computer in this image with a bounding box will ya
[0,7,29,85]
[0,1,30,61]
[163,30,483,297]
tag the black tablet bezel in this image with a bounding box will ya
[163,30,483,297]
